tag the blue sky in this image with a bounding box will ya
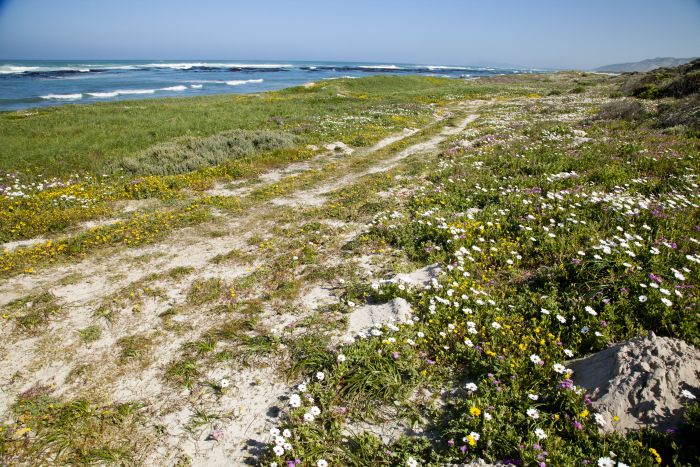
[0,0,698,69]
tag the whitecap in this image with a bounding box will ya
[142,62,292,70]
[358,65,402,70]
[225,79,264,86]
[425,65,468,71]
[86,89,156,98]
[40,93,83,100]
[161,85,187,91]
[190,84,203,89]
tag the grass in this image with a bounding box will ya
[0,76,533,176]
[2,71,698,466]
[0,389,150,465]
[3,292,62,333]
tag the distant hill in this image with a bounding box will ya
[595,57,697,73]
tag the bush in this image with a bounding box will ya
[662,70,700,98]
[655,95,700,134]
[619,59,700,99]
[118,129,296,175]
[594,99,647,121]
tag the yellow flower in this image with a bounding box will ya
[612,415,620,423]
[649,448,661,464]
[580,409,589,418]
[14,427,31,437]
[467,435,477,447]
[470,406,481,417]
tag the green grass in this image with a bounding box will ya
[0,76,542,176]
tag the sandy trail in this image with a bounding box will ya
[272,113,480,207]
[0,101,483,465]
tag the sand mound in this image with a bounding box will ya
[390,263,442,288]
[344,298,413,339]
[570,333,700,433]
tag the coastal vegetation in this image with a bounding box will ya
[1,66,698,466]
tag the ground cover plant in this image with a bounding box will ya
[1,69,698,466]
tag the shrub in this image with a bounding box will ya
[118,130,296,175]
[655,95,700,134]
[594,99,647,121]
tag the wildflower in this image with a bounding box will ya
[282,429,291,438]
[465,382,478,392]
[492,321,502,329]
[597,457,615,467]
[317,460,328,467]
[638,295,648,303]
[484,412,492,421]
[270,428,280,436]
[534,428,547,439]
[469,431,480,442]
[298,383,307,392]
[527,408,539,419]
[556,314,566,323]
[220,378,230,389]
[649,447,661,464]
[660,298,672,307]
[470,406,481,417]
[528,394,539,401]
[540,308,550,315]
[310,406,321,416]
[564,349,574,358]
[316,371,325,381]
[406,456,419,467]
[530,354,542,364]
[337,354,346,363]
[273,445,285,456]
[585,306,597,316]
[553,363,566,374]
[681,389,696,400]
[303,412,315,422]
[289,394,301,408]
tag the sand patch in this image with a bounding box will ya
[345,297,413,340]
[570,333,700,433]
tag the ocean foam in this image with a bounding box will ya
[87,89,157,98]
[162,85,187,91]
[358,65,401,70]
[425,65,468,71]
[40,93,83,100]
[143,62,292,70]
[225,79,264,86]
[190,84,203,89]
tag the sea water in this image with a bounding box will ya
[0,60,543,111]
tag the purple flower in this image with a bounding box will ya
[448,439,455,447]
[460,445,467,453]
[560,379,574,390]
[572,420,583,430]
[392,352,399,360]
[649,273,663,283]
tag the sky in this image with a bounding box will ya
[0,0,699,69]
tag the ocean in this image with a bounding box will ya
[0,60,543,111]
